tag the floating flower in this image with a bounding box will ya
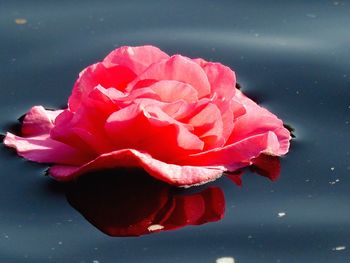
[4,45,290,186]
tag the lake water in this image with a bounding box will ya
[0,1,349,262]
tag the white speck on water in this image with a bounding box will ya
[147,224,164,232]
[58,241,63,245]
[4,234,9,239]
[331,167,335,171]
[216,257,235,263]
[332,246,346,251]
[278,212,286,218]
[248,235,253,239]
[93,260,100,263]
[329,178,340,185]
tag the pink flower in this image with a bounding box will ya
[4,45,291,186]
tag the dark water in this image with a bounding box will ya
[1,1,350,262]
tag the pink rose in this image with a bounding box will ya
[4,45,291,186]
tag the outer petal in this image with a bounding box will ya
[21,106,63,136]
[227,90,291,155]
[4,133,91,165]
[48,149,224,186]
[3,106,91,165]
[178,131,280,170]
[103,45,170,75]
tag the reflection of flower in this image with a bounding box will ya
[66,169,225,237]
[66,156,280,237]
[4,45,290,186]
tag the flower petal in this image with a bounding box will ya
[184,102,224,149]
[48,149,224,186]
[21,106,63,137]
[68,63,136,111]
[103,45,170,75]
[227,90,291,155]
[52,86,121,155]
[194,59,239,141]
[178,131,280,170]
[128,55,211,98]
[104,104,204,161]
[146,80,199,103]
[4,133,91,165]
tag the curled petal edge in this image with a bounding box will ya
[48,149,225,187]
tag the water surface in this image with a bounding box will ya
[0,1,349,262]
